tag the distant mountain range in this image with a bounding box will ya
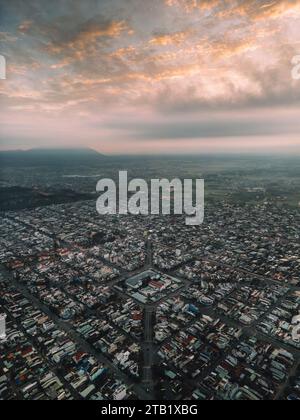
[0,148,107,166]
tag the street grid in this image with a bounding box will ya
[0,208,300,401]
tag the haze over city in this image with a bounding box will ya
[1,0,300,154]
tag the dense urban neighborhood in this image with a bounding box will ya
[0,199,299,400]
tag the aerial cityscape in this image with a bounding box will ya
[1,0,300,403]
[0,153,299,401]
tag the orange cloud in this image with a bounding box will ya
[110,46,137,59]
[165,0,219,12]
[166,0,300,20]
[1,0,299,128]
[46,20,133,60]
[218,0,300,20]
[67,21,131,49]
[238,0,300,20]
[149,30,191,46]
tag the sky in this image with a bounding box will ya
[0,0,300,155]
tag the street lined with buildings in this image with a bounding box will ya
[1,201,299,400]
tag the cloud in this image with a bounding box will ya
[18,20,33,33]
[0,32,17,42]
[45,17,133,62]
[165,0,219,12]
[103,110,300,140]
[149,30,191,46]
[230,0,300,20]
[0,0,300,152]
[165,0,300,20]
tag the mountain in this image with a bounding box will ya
[0,148,107,167]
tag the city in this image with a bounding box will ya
[0,198,299,400]
[1,0,300,404]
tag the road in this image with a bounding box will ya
[145,239,153,268]
[2,213,300,401]
[0,265,151,400]
[142,307,155,398]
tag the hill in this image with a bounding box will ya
[0,148,107,167]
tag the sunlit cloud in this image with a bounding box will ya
[166,0,300,20]
[0,0,299,154]
[149,30,191,46]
